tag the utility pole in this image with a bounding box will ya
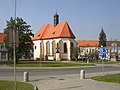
[13,0,17,90]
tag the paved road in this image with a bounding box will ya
[0,65,120,77]
[0,64,120,90]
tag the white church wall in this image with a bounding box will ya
[33,40,41,60]
[67,40,71,60]
[43,40,47,56]
[33,38,77,60]
[60,38,77,60]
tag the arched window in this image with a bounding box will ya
[57,43,59,49]
[35,46,36,49]
[52,41,55,55]
[64,42,67,53]
[56,43,59,53]
[40,42,44,59]
[46,41,50,55]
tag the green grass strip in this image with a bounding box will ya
[0,80,34,90]
[7,61,95,67]
[91,74,120,84]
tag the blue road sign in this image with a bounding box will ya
[98,47,106,58]
[102,53,106,58]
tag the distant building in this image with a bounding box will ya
[77,40,99,59]
[77,40,120,61]
[32,13,77,61]
[0,33,8,61]
[106,41,120,61]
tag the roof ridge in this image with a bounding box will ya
[67,22,75,38]
[40,24,50,39]
[60,21,75,39]
[59,22,67,37]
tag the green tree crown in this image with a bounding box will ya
[4,17,34,62]
[99,28,107,47]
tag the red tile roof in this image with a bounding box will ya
[0,33,6,43]
[77,40,99,47]
[32,21,75,40]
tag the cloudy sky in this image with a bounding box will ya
[0,0,120,40]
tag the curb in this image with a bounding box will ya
[0,65,98,70]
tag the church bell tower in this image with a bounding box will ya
[54,12,59,26]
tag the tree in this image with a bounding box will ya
[72,47,79,61]
[99,28,107,47]
[4,17,34,62]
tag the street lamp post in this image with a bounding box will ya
[13,0,17,90]
[13,28,16,90]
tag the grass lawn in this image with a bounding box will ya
[0,80,34,90]
[89,60,118,64]
[4,60,120,67]
[91,74,120,84]
[7,61,95,67]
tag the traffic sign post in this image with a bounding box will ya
[98,47,106,59]
[98,47,107,75]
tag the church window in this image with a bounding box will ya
[35,46,36,49]
[64,42,67,53]
[56,43,59,53]
[52,41,55,55]
[46,41,50,55]
[57,43,59,49]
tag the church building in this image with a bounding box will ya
[32,13,77,61]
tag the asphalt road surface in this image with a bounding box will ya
[0,65,120,78]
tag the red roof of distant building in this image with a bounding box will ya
[77,40,99,47]
[32,21,75,40]
[0,33,6,43]
[106,41,120,46]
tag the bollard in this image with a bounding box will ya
[87,59,89,63]
[80,70,85,79]
[34,86,38,90]
[23,71,29,82]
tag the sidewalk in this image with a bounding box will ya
[34,71,120,90]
